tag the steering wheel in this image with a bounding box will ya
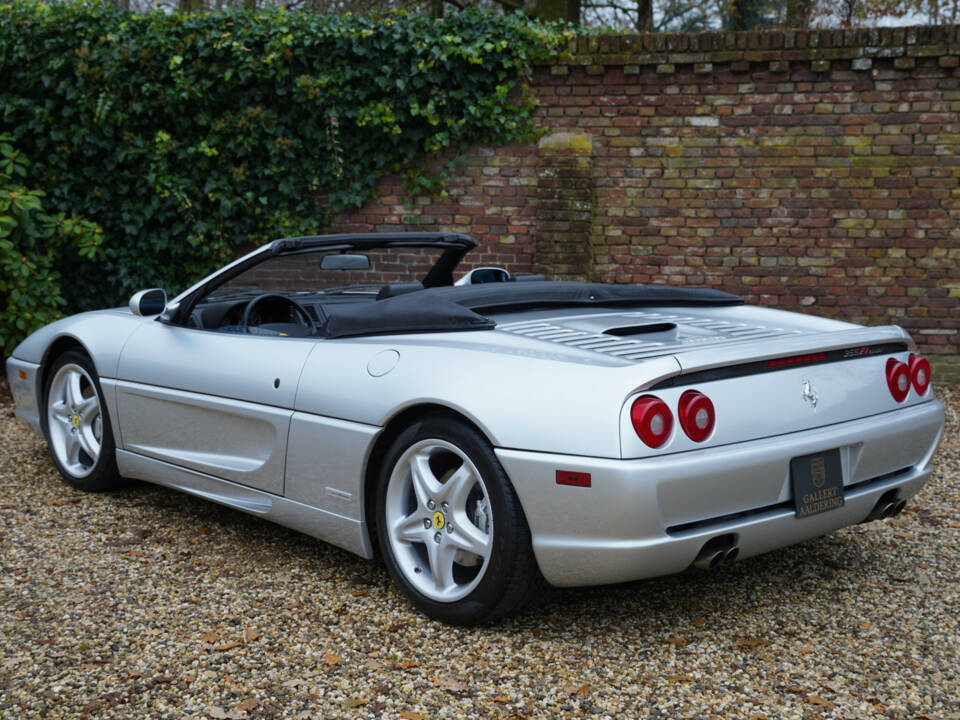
[241,293,316,336]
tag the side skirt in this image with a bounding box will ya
[116,449,374,559]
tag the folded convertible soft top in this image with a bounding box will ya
[322,281,742,338]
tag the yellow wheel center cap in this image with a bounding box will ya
[72,414,80,428]
[432,511,445,530]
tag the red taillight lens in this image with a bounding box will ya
[631,395,673,448]
[886,358,910,402]
[908,354,931,395]
[678,390,716,442]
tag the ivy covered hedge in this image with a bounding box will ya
[0,3,566,313]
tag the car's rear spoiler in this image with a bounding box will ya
[651,326,914,389]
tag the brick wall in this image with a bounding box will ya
[331,26,960,382]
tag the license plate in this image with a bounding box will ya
[790,449,844,518]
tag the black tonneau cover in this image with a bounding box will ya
[322,281,742,339]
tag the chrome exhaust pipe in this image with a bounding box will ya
[693,549,725,571]
[891,499,907,516]
[865,499,896,522]
[693,534,738,570]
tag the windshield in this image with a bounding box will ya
[208,246,448,300]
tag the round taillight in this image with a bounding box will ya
[885,358,910,402]
[908,354,931,395]
[678,390,716,442]
[631,395,673,448]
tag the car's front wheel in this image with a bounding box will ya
[44,350,121,491]
[375,416,545,624]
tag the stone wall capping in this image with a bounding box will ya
[550,25,960,70]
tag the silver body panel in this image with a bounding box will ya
[116,450,372,557]
[6,294,945,585]
[114,323,318,494]
[498,400,944,586]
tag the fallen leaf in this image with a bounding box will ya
[491,695,511,703]
[394,660,418,670]
[574,684,590,698]
[787,685,807,694]
[797,645,815,654]
[665,636,687,648]
[343,697,366,708]
[324,652,342,666]
[808,695,836,709]
[243,628,260,642]
[235,698,258,712]
[370,701,387,712]
[436,677,469,694]
[399,712,429,720]
[665,674,693,683]
[207,707,228,720]
[691,617,707,627]
[734,637,769,650]
[819,680,841,693]
[216,641,242,652]
[352,588,370,597]
[201,631,219,644]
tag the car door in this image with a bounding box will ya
[114,320,317,494]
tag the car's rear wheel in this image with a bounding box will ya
[44,351,121,491]
[375,416,545,624]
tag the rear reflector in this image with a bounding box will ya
[908,354,931,395]
[631,395,673,448]
[886,358,910,402]
[678,390,716,443]
[556,470,591,488]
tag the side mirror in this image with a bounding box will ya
[454,267,511,286]
[129,288,167,317]
[321,253,371,270]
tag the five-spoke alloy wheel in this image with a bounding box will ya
[384,438,494,603]
[44,351,120,491]
[375,416,545,624]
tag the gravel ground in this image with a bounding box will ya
[1,387,958,720]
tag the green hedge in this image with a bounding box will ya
[0,3,565,312]
[0,134,104,357]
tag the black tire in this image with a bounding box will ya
[42,350,122,492]
[374,415,547,625]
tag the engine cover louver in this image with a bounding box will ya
[498,312,802,362]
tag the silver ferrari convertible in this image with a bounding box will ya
[5,233,946,624]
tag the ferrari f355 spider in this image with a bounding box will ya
[6,233,945,623]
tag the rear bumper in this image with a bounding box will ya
[496,400,945,587]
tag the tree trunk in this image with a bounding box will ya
[179,0,203,11]
[726,0,762,30]
[637,0,653,30]
[533,0,580,23]
[786,0,812,27]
